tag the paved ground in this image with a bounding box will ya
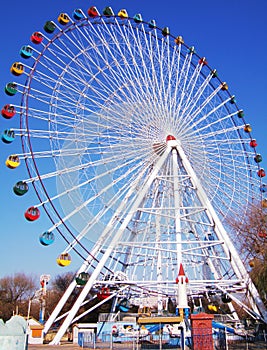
[28,341,267,349]
[29,343,82,350]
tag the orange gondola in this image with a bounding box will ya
[244,124,252,133]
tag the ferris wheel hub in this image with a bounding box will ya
[166,134,178,148]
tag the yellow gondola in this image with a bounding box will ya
[6,154,20,169]
[10,62,24,76]
[57,253,71,267]
[244,124,252,133]
[58,13,70,25]
[220,82,228,91]
[118,9,128,18]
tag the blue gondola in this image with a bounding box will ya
[133,14,142,23]
[39,231,55,246]
[1,129,15,144]
[148,19,156,29]
[117,298,130,312]
[20,45,33,59]
[73,9,84,20]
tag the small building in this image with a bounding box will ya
[27,318,44,344]
[72,323,97,344]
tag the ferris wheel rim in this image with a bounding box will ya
[4,8,265,265]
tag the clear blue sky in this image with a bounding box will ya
[1,0,267,281]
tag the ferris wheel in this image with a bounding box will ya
[2,5,267,344]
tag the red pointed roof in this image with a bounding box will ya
[178,263,185,276]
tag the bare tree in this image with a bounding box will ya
[0,272,38,321]
[228,201,267,303]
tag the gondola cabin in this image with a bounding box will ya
[208,304,218,312]
[118,9,128,18]
[13,181,29,196]
[261,199,267,208]
[39,231,55,246]
[6,154,20,169]
[103,7,114,16]
[44,21,56,34]
[221,294,231,303]
[58,13,70,25]
[1,129,15,144]
[199,57,208,66]
[254,154,262,163]
[237,110,244,118]
[133,14,142,23]
[1,104,16,119]
[244,124,252,133]
[188,46,196,54]
[138,306,151,317]
[250,139,258,148]
[20,45,33,59]
[25,206,40,221]
[97,287,110,300]
[117,298,130,312]
[73,9,84,20]
[5,83,18,96]
[148,20,156,29]
[76,272,89,286]
[230,95,236,104]
[10,62,24,76]
[258,229,267,238]
[260,184,267,193]
[221,82,228,91]
[162,27,170,36]
[57,253,71,267]
[211,69,218,78]
[175,36,184,45]
[249,260,255,268]
[257,168,266,178]
[87,6,100,17]
[30,32,43,44]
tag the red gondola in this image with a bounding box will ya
[87,6,100,17]
[257,169,266,178]
[24,207,40,221]
[30,32,44,44]
[97,287,110,300]
[199,57,208,66]
[250,139,258,148]
[258,229,267,238]
[1,104,16,119]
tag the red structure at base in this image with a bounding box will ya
[190,313,214,350]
